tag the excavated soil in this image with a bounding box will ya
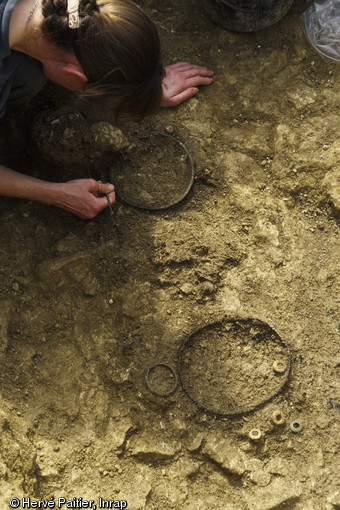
[0,0,339,508]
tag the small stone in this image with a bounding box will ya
[239,441,252,452]
[315,415,330,429]
[35,444,65,478]
[200,281,214,295]
[176,458,202,478]
[322,170,340,216]
[250,469,271,487]
[203,436,246,476]
[130,436,180,461]
[91,122,129,152]
[327,492,340,507]
[180,283,193,295]
[63,127,74,139]
[244,478,302,510]
[0,461,7,479]
[119,473,151,509]
[105,417,133,451]
[186,433,203,452]
[81,272,100,296]
[266,457,290,477]
[12,283,20,292]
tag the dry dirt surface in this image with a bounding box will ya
[0,0,340,508]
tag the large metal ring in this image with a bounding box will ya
[177,317,291,417]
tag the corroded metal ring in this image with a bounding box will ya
[111,132,194,211]
[145,363,178,397]
[177,317,291,417]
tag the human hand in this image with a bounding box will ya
[161,62,214,107]
[55,178,115,219]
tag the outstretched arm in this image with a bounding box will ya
[161,62,214,107]
[0,165,115,219]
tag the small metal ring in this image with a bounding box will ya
[271,409,285,426]
[145,363,178,397]
[273,360,287,374]
[290,420,303,433]
[248,428,262,441]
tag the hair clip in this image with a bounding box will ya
[67,0,80,28]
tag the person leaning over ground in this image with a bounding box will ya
[0,0,214,219]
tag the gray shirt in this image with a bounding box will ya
[0,0,44,117]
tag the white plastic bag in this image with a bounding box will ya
[301,0,340,63]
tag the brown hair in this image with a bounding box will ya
[41,0,164,118]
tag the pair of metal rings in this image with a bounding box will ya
[144,318,291,418]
